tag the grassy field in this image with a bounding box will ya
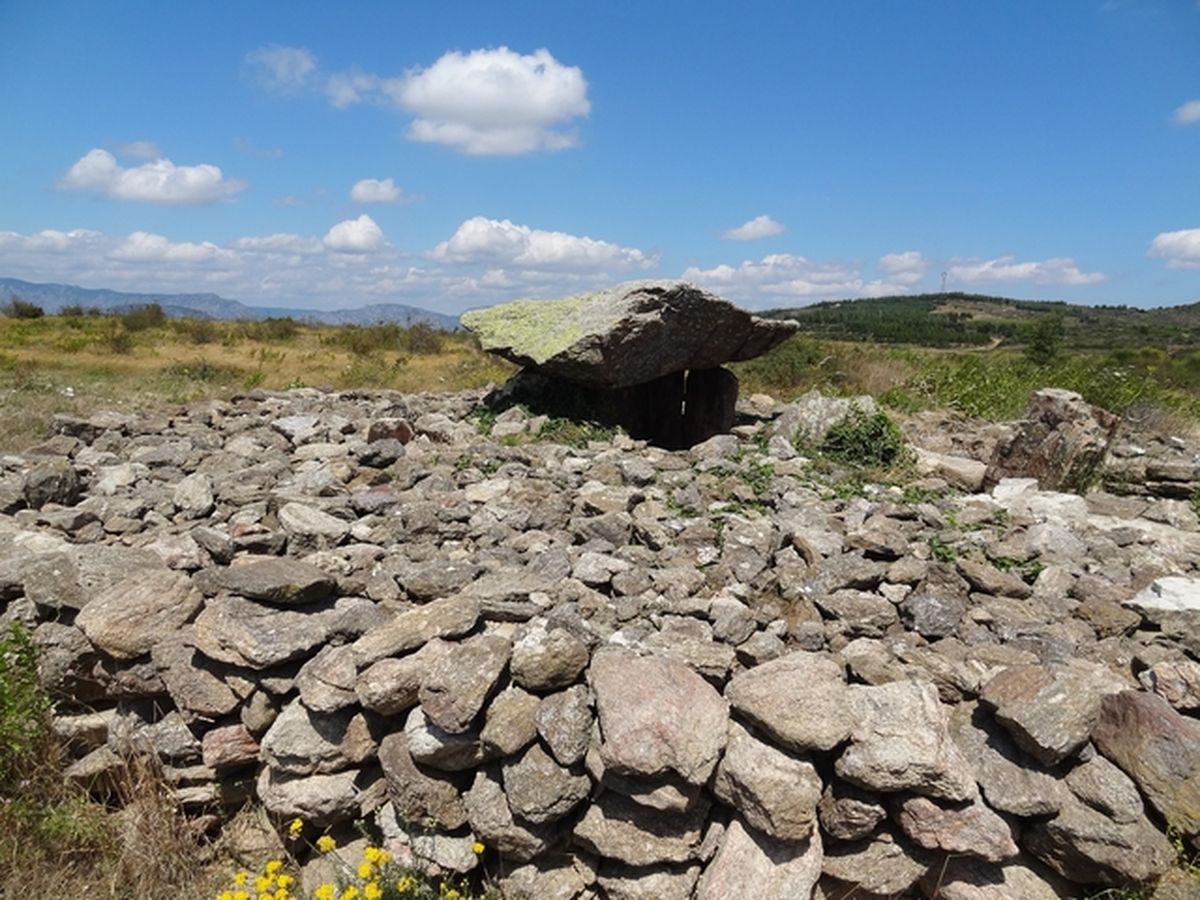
[0,311,515,449]
[2,305,1199,451]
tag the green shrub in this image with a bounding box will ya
[171,317,219,344]
[118,303,167,331]
[405,321,444,355]
[59,304,87,317]
[2,297,45,319]
[818,405,907,467]
[0,623,51,793]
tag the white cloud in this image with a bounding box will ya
[1173,100,1200,125]
[230,233,324,255]
[58,149,244,205]
[324,69,384,108]
[431,216,656,269]
[722,215,785,241]
[350,178,403,204]
[245,44,316,92]
[323,215,385,254]
[684,254,873,303]
[119,140,161,160]
[878,250,928,285]
[390,47,589,155]
[110,231,227,263]
[946,255,1106,286]
[1148,228,1200,269]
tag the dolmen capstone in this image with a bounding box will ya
[462,280,798,449]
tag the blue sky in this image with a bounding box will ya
[1,1,1198,314]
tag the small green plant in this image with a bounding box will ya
[536,416,617,448]
[741,460,776,497]
[928,535,958,563]
[816,405,908,468]
[0,623,50,792]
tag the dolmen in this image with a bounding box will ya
[462,280,797,449]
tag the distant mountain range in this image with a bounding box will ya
[0,277,461,330]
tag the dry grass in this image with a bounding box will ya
[0,315,515,451]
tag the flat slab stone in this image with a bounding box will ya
[573,790,710,866]
[696,818,822,900]
[209,558,336,606]
[1092,689,1200,836]
[724,651,853,753]
[461,280,797,389]
[76,568,203,659]
[591,647,728,785]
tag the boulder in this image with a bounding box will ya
[76,568,203,660]
[983,389,1119,492]
[696,818,822,900]
[461,280,796,390]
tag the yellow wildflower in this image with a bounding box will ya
[396,875,415,894]
[234,892,251,900]
[264,860,283,877]
[288,817,304,838]
[258,894,273,900]
[233,872,249,886]
[314,885,336,900]
[445,890,461,900]
[472,841,485,854]
[363,883,382,900]
[363,846,381,864]
[274,889,291,900]
[342,887,360,900]
[357,860,375,880]
[317,835,337,853]
[277,874,295,890]
[255,875,272,894]
[219,892,235,900]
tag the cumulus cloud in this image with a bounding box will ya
[324,69,385,108]
[394,47,589,154]
[58,149,245,205]
[245,44,316,92]
[946,255,1106,286]
[323,214,385,254]
[722,215,785,241]
[431,216,656,269]
[109,231,227,263]
[878,251,928,285]
[1149,228,1200,269]
[1174,100,1200,125]
[350,178,403,204]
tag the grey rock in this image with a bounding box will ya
[836,680,977,801]
[1024,793,1175,886]
[351,596,479,667]
[24,458,80,509]
[461,280,797,389]
[816,781,887,841]
[725,651,854,752]
[151,636,239,720]
[277,501,349,550]
[418,633,512,734]
[591,648,728,785]
[76,568,203,659]
[394,558,483,601]
[948,702,1067,817]
[355,639,451,715]
[1141,658,1200,710]
[510,620,590,691]
[463,765,552,862]
[1092,689,1200,836]
[894,794,1019,862]
[209,557,336,606]
[820,826,933,896]
[696,818,822,900]
[711,719,821,841]
[502,742,591,824]
[377,731,467,830]
[1065,754,1144,825]
[404,706,490,771]
[480,685,541,756]
[194,595,334,669]
[596,862,698,900]
[980,661,1126,765]
[919,856,1064,900]
[257,766,367,827]
[572,790,710,866]
[260,700,376,775]
[296,644,359,712]
[173,472,215,518]
[535,685,594,767]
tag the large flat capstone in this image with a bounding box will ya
[461,280,797,389]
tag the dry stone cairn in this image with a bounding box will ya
[2,383,1200,898]
[461,280,797,449]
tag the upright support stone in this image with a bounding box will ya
[613,372,685,449]
[682,367,738,448]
